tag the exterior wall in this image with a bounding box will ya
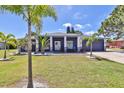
[50,36,78,52]
[107,40,124,48]
[53,37,64,52]
[82,40,87,52]
[82,39,104,51]
[20,39,36,52]
[38,37,50,52]
[45,37,50,51]
[38,42,41,52]
[67,37,77,52]
[20,46,27,52]
[32,39,36,52]
[92,39,104,51]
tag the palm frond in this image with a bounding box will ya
[38,34,49,49]
[83,36,89,40]
[0,5,22,15]
[0,32,5,41]
[32,5,57,21]
[7,38,17,43]
[32,16,42,34]
[7,33,15,39]
[7,41,16,48]
[31,5,57,34]
[17,38,27,46]
[0,32,17,48]
[83,33,99,47]
[0,5,28,22]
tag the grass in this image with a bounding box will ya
[0,49,124,87]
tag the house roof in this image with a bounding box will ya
[46,32,82,37]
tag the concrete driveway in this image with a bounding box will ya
[88,52,124,64]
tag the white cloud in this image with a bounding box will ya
[81,24,92,29]
[73,12,87,20]
[58,28,63,31]
[63,23,72,27]
[85,24,91,27]
[75,24,83,29]
[84,31,95,36]
[62,23,91,30]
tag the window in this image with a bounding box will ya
[67,41,73,49]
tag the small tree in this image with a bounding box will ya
[0,32,16,59]
[75,30,83,35]
[38,34,49,54]
[83,33,98,57]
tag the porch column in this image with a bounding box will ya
[77,36,82,52]
[50,36,53,52]
[35,38,39,53]
[64,36,67,52]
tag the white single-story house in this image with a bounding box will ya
[20,32,105,53]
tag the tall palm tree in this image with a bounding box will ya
[0,32,16,59]
[83,33,98,57]
[0,5,57,88]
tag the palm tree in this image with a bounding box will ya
[39,34,49,54]
[0,32,16,59]
[17,38,27,54]
[0,5,57,88]
[83,33,98,57]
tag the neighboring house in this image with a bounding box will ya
[107,40,124,48]
[20,32,105,53]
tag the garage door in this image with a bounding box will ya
[82,39,104,51]
[92,39,104,51]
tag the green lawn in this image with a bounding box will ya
[0,49,124,87]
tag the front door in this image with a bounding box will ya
[55,41,61,51]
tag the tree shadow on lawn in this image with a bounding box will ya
[8,75,49,88]
[13,54,27,56]
[0,57,15,61]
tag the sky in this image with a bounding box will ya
[0,5,116,38]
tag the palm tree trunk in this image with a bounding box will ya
[90,42,93,57]
[27,12,33,88]
[4,42,6,59]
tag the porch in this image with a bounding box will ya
[49,35,82,53]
